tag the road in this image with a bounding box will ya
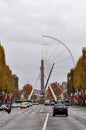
[0,105,86,130]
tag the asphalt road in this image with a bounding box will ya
[0,105,86,130]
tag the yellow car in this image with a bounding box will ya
[20,102,27,109]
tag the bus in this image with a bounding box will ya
[15,99,33,104]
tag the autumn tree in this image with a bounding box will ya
[0,44,19,99]
[22,84,33,99]
[11,74,19,98]
[67,68,75,96]
[67,47,86,105]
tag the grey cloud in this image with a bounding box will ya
[0,0,86,88]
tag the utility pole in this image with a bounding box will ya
[40,56,45,104]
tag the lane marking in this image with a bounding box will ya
[42,113,49,130]
[40,105,44,113]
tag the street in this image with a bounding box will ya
[0,105,86,130]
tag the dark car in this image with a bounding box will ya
[53,103,68,117]
[64,100,70,106]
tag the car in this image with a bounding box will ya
[64,100,70,106]
[50,101,55,106]
[0,104,7,111]
[27,102,32,107]
[53,103,68,117]
[44,100,50,105]
[20,102,27,109]
[17,103,21,107]
[11,103,18,108]
[33,102,39,105]
[0,104,2,111]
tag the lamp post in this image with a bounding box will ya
[40,55,45,104]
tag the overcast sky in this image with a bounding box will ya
[0,0,86,89]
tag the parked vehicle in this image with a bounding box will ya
[0,104,7,111]
[11,103,18,108]
[50,101,55,106]
[44,100,50,105]
[27,102,33,107]
[64,100,70,106]
[53,103,68,117]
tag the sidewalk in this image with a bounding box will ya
[71,105,86,109]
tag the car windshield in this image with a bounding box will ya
[55,103,66,107]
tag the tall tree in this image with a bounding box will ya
[22,84,32,99]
